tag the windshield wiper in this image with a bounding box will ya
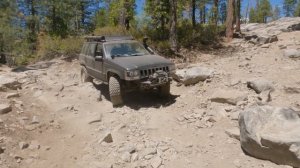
[130,53,145,56]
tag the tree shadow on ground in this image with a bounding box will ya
[93,83,178,110]
[11,61,56,72]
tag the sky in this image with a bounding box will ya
[135,0,285,17]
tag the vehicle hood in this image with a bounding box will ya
[110,55,173,70]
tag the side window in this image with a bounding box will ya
[95,43,103,57]
[87,43,96,57]
[81,43,87,54]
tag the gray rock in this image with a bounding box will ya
[173,66,214,85]
[225,128,240,141]
[131,153,139,162]
[19,142,29,150]
[247,78,274,94]
[261,43,270,48]
[0,104,12,114]
[31,116,39,124]
[283,49,300,58]
[210,89,248,105]
[239,106,300,167]
[5,93,19,99]
[151,156,162,168]
[121,152,131,162]
[29,140,40,150]
[284,86,300,94]
[0,75,21,91]
[141,148,157,158]
[241,18,300,45]
[99,131,113,143]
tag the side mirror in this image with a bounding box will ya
[95,55,103,61]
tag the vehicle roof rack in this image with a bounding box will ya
[84,35,134,42]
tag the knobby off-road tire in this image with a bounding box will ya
[109,76,123,106]
[80,66,93,83]
[159,82,171,97]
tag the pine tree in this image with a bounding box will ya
[249,7,257,23]
[235,0,241,32]
[283,0,297,16]
[257,0,271,23]
[226,0,234,40]
[169,0,178,51]
[272,5,281,21]
[295,1,300,16]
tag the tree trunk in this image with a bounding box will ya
[192,0,196,27]
[235,0,241,32]
[226,0,234,40]
[169,0,178,52]
[213,0,219,25]
[203,6,206,23]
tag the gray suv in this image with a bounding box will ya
[79,36,175,106]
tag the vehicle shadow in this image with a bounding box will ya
[93,83,178,110]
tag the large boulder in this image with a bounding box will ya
[239,106,300,167]
[247,78,274,94]
[0,104,12,114]
[210,89,248,105]
[0,75,21,91]
[173,66,214,85]
[283,49,300,59]
[241,17,300,45]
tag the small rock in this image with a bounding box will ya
[261,43,270,48]
[131,153,139,162]
[31,116,39,124]
[6,93,19,99]
[0,147,4,154]
[29,140,40,150]
[141,148,157,158]
[225,128,240,141]
[278,44,287,49]
[99,131,113,143]
[19,141,29,150]
[151,156,162,168]
[283,49,300,58]
[247,78,274,94]
[208,133,214,138]
[88,114,103,124]
[121,152,131,162]
[0,104,12,114]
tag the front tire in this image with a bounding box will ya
[80,66,93,83]
[109,76,123,106]
[159,82,171,97]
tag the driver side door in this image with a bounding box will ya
[92,43,105,81]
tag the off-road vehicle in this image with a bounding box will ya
[79,36,175,106]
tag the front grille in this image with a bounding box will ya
[140,66,169,78]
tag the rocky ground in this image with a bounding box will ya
[0,20,300,168]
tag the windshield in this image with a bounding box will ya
[104,42,150,58]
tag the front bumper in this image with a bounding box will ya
[140,70,171,89]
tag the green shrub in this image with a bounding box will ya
[37,34,83,60]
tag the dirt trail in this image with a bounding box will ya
[0,31,300,168]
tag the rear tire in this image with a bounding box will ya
[109,76,123,106]
[81,66,93,83]
[159,82,171,97]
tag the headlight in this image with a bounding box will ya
[126,70,139,77]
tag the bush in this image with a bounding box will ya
[93,26,129,36]
[37,34,83,60]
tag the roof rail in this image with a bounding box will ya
[84,35,134,42]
